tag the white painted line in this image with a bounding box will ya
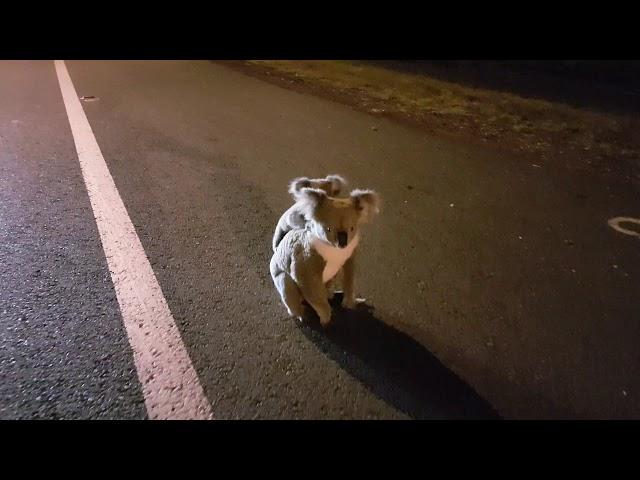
[608,217,640,238]
[54,60,213,420]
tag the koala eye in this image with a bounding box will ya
[350,227,354,232]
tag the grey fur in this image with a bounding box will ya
[270,187,380,327]
[272,174,348,252]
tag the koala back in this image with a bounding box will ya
[271,228,325,283]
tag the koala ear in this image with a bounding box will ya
[325,174,347,196]
[351,189,380,223]
[288,177,312,199]
[298,187,327,214]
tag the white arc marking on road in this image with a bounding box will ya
[54,60,213,420]
[608,217,640,238]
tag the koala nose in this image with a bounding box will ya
[337,231,348,248]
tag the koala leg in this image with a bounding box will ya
[342,254,357,308]
[272,271,305,319]
[297,275,333,327]
[270,256,304,318]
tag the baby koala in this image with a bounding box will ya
[270,186,380,327]
[272,174,347,252]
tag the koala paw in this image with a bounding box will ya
[343,297,357,309]
[286,307,305,322]
[343,294,366,309]
[319,314,333,328]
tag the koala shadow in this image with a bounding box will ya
[297,293,501,420]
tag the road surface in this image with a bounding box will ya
[1,60,639,419]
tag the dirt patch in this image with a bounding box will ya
[220,60,640,185]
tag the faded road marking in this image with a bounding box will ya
[54,60,213,420]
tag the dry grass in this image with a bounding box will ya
[243,60,640,176]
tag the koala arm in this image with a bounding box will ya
[341,250,357,308]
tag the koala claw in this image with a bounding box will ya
[343,295,368,309]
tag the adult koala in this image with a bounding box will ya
[270,187,380,327]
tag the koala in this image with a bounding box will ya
[272,174,347,252]
[270,187,380,327]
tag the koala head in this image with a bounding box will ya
[288,174,347,199]
[298,187,380,248]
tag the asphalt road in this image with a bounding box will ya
[1,60,638,419]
